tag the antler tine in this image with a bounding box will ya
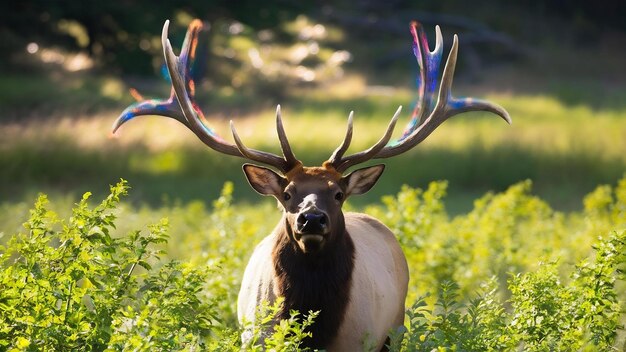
[160,20,295,171]
[114,20,297,172]
[431,33,510,125]
[399,23,443,139]
[229,121,258,160]
[437,34,458,107]
[161,20,241,156]
[327,111,354,165]
[229,120,297,172]
[275,105,301,169]
[372,24,510,160]
[334,106,402,173]
[111,20,206,135]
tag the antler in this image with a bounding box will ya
[112,20,205,135]
[327,107,402,172]
[328,22,511,173]
[229,105,301,171]
[112,20,301,173]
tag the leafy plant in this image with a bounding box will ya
[237,298,319,352]
[2,177,626,350]
[389,230,626,351]
[0,180,217,351]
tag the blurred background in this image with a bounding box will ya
[1,0,625,217]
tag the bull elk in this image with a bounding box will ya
[113,19,510,351]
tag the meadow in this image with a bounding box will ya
[2,175,626,350]
[2,16,626,350]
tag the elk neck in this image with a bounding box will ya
[271,214,355,349]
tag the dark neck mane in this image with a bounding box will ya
[272,218,355,349]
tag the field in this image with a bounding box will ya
[2,13,626,350]
[2,175,626,350]
[2,65,626,211]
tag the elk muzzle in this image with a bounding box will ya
[294,208,329,253]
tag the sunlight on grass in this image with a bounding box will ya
[1,91,623,172]
[1,85,625,212]
[99,78,126,100]
[129,150,184,174]
[3,90,623,162]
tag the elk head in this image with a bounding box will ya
[230,101,402,254]
[241,153,385,254]
[113,20,511,254]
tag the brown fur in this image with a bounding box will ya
[272,216,355,350]
[286,165,342,182]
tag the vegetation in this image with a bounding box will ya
[1,2,625,350]
[1,177,625,350]
[2,0,625,215]
[2,86,625,215]
[4,1,624,74]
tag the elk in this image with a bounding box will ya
[113,19,510,351]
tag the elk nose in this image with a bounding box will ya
[297,212,328,234]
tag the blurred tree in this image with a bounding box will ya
[1,0,623,76]
[0,1,313,74]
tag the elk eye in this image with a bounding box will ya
[283,192,291,201]
[335,192,344,201]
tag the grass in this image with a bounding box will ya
[0,73,131,119]
[1,28,625,217]
[1,76,625,215]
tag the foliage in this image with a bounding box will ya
[393,230,626,351]
[367,178,626,304]
[234,298,319,352]
[0,180,216,351]
[4,0,624,74]
[2,177,626,350]
[0,180,318,351]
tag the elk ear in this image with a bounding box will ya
[242,164,286,196]
[343,164,385,196]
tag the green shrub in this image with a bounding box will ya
[391,230,626,351]
[2,177,626,351]
[0,180,218,350]
[0,180,321,351]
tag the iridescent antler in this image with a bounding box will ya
[112,20,301,173]
[327,21,511,173]
[112,19,205,134]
